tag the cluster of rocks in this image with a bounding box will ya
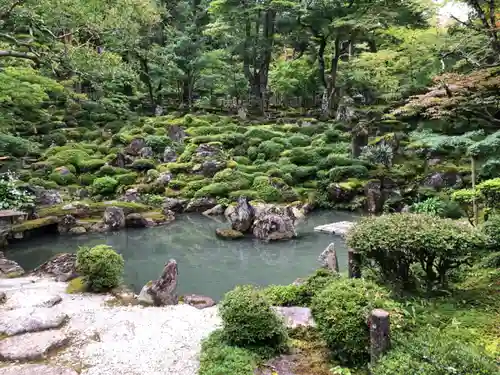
[0,251,25,278]
[215,197,309,241]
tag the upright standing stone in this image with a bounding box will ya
[348,249,362,278]
[370,309,391,366]
[149,259,179,306]
[318,243,339,273]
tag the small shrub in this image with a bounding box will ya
[79,159,106,172]
[28,177,58,189]
[49,171,77,186]
[411,197,447,216]
[0,172,35,210]
[79,173,96,186]
[346,213,485,292]
[477,178,500,209]
[145,135,170,153]
[199,330,257,375]
[479,251,500,268]
[371,328,499,375]
[116,172,138,186]
[257,140,285,160]
[0,133,34,156]
[328,165,369,182]
[92,176,118,196]
[288,134,311,147]
[65,276,87,294]
[219,285,288,354]
[76,245,124,292]
[194,183,230,198]
[481,215,500,249]
[281,147,318,165]
[312,278,395,365]
[261,284,304,307]
[130,158,156,171]
[252,176,283,202]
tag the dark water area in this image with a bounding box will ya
[5,210,359,300]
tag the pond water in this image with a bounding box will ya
[5,210,358,300]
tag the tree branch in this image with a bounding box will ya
[0,49,38,62]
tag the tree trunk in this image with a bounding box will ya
[471,156,478,226]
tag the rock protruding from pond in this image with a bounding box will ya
[183,294,216,310]
[0,307,68,336]
[0,330,69,361]
[0,364,78,375]
[224,198,301,241]
[215,228,244,240]
[314,221,354,236]
[125,213,149,228]
[0,252,24,278]
[103,206,126,230]
[138,259,179,306]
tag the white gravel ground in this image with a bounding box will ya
[0,277,221,375]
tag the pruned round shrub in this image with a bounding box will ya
[219,285,288,354]
[481,215,500,250]
[116,172,138,186]
[346,213,485,292]
[49,171,77,186]
[328,165,369,182]
[311,278,395,365]
[371,328,499,375]
[252,176,283,202]
[130,158,156,171]
[79,159,106,172]
[477,178,500,208]
[194,182,230,198]
[257,140,285,160]
[91,176,118,196]
[76,245,124,292]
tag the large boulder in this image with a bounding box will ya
[103,207,126,231]
[0,252,24,278]
[119,188,141,203]
[365,180,383,214]
[203,204,225,216]
[156,172,172,186]
[32,253,77,281]
[422,171,463,190]
[163,146,177,162]
[162,198,187,213]
[225,196,254,232]
[125,213,149,228]
[32,188,62,206]
[125,138,146,156]
[167,125,186,143]
[139,146,153,158]
[252,212,296,241]
[57,215,77,234]
[138,260,179,306]
[185,197,217,213]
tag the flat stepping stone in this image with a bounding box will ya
[0,330,69,361]
[314,221,354,235]
[0,364,77,375]
[0,308,68,336]
[273,307,315,328]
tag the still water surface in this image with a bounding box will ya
[5,210,358,300]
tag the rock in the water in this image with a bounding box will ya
[318,243,339,272]
[183,294,216,309]
[125,138,146,156]
[226,196,255,232]
[0,308,68,336]
[57,214,77,234]
[103,206,126,230]
[32,253,77,280]
[68,226,86,235]
[203,204,225,216]
[0,364,78,375]
[0,330,69,361]
[0,291,5,304]
[141,260,179,306]
[215,228,244,240]
[314,221,354,236]
[0,251,24,278]
[185,197,217,213]
[252,213,296,241]
[163,146,177,162]
[125,213,149,228]
[272,306,315,329]
[162,198,187,213]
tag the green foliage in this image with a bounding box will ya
[80,159,106,172]
[219,285,288,355]
[145,135,170,153]
[116,173,138,186]
[199,330,257,375]
[0,172,34,210]
[194,182,230,198]
[371,328,499,375]
[130,159,156,171]
[411,197,446,216]
[76,245,124,292]
[92,176,118,196]
[346,213,485,292]
[328,165,369,182]
[477,178,500,208]
[480,215,500,250]
[0,134,35,157]
[252,176,283,202]
[312,278,395,365]
[257,140,285,160]
[49,170,77,186]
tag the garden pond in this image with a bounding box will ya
[5,210,358,300]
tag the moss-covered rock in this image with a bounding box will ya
[10,216,59,233]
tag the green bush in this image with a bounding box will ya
[76,245,124,292]
[480,215,500,250]
[288,134,311,147]
[145,135,170,152]
[0,133,34,157]
[328,165,369,182]
[312,278,395,365]
[47,149,89,168]
[49,171,77,185]
[80,159,106,172]
[199,330,257,375]
[116,172,138,186]
[92,176,118,196]
[130,158,156,171]
[243,128,284,141]
[371,329,499,375]
[281,147,318,165]
[252,176,283,202]
[346,213,485,292]
[229,190,261,200]
[219,285,288,354]
[194,183,230,198]
[96,165,125,177]
[477,178,500,208]
[479,251,500,268]
[213,169,252,190]
[79,173,96,186]
[0,173,35,210]
[318,153,361,170]
[257,140,285,160]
